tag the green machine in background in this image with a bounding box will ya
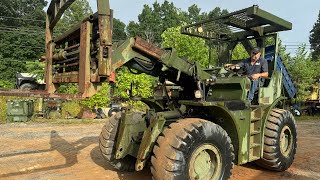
[7,100,34,123]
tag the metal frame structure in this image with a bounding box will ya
[45,0,113,97]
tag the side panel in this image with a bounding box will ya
[259,72,282,105]
[178,100,252,165]
[204,105,251,165]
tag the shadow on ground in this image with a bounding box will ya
[0,130,97,178]
[90,146,152,180]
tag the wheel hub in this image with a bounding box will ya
[280,125,293,157]
[189,144,222,180]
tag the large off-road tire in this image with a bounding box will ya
[256,108,297,171]
[19,83,37,90]
[151,118,234,180]
[99,113,136,171]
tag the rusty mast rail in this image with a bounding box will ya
[0,89,83,100]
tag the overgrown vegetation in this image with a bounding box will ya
[80,83,111,109]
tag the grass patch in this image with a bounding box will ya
[31,118,106,124]
[295,115,320,121]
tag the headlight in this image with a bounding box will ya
[194,90,202,99]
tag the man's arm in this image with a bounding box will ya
[251,72,268,80]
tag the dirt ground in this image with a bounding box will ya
[0,119,319,180]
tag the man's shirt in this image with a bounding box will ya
[238,57,268,76]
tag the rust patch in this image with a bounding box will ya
[133,37,164,60]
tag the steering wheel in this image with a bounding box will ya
[224,64,241,71]
[223,64,250,78]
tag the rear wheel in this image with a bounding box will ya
[151,118,234,180]
[256,108,297,171]
[99,113,136,171]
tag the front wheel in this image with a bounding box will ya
[99,113,136,171]
[151,118,234,180]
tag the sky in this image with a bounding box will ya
[55,0,320,55]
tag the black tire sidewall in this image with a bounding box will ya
[274,111,297,168]
[99,113,136,171]
[20,83,36,90]
[183,122,233,180]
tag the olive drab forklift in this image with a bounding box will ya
[45,1,297,179]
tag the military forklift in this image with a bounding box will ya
[44,1,297,179]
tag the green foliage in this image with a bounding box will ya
[0,59,26,82]
[55,0,93,35]
[25,61,45,80]
[0,80,15,89]
[232,44,249,60]
[161,26,209,67]
[57,84,79,94]
[112,68,156,111]
[181,5,208,24]
[113,18,127,41]
[0,96,10,123]
[0,0,46,84]
[114,68,156,99]
[287,45,320,101]
[80,83,110,109]
[309,10,320,60]
[0,0,46,27]
[61,101,82,118]
[127,1,185,43]
[127,1,227,44]
[126,21,140,38]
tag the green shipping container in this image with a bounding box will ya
[7,100,34,122]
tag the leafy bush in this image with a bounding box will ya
[80,83,110,109]
[57,83,79,94]
[114,67,156,99]
[61,100,82,118]
[0,80,15,89]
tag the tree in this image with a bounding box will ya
[114,67,156,99]
[127,1,184,44]
[113,18,127,41]
[55,0,93,35]
[162,26,209,67]
[309,10,320,60]
[126,21,140,38]
[0,0,47,83]
[287,44,320,100]
[183,5,208,24]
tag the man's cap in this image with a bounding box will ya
[251,47,261,54]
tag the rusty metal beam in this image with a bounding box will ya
[0,89,83,100]
[54,13,98,44]
[97,0,112,77]
[133,37,165,60]
[53,72,79,83]
[47,0,76,28]
[79,21,94,97]
[45,14,57,93]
